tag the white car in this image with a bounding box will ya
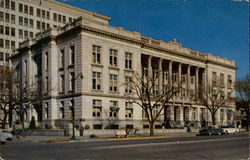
[222,126,239,134]
[0,129,13,141]
[0,130,6,145]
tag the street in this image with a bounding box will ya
[0,133,249,160]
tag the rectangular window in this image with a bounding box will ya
[109,74,118,92]
[125,109,133,119]
[5,26,9,35]
[37,21,41,29]
[5,40,9,49]
[53,13,57,22]
[69,72,75,91]
[24,18,28,27]
[109,49,118,67]
[0,0,3,8]
[69,17,72,23]
[92,45,101,64]
[29,6,33,15]
[5,53,9,61]
[11,27,15,37]
[110,101,118,118]
[19,29,23,39]
[0,52,4,61]
[58,14,61,23]
[19,16,23,26]
[11,14,15,24]
[0,12,3,21]
[5,13,9,23]
[24,5,28,14]
[11,41,15,50]
[63,16,66,24]
[29,32,33,38]
[60,74,65,93]
[212,72,217,86]
[0,25,3,34]
[0,39,3,48]
[92,72,101,90]
[29,19,33,28]
[5,0,9,9]
[125,52,132,69]
[42,22,45,30]
[60,49,64,68]
[227,75,232,88]
[24,30,28,39]
[11,1,15,10]
[92,100,102,117]
[42,10,45,19]
[125,76,133,94]
[220,73,224,86]
[47,11,50,20]
[59,102,65,119]
[47,23,50,29]
[37,8,40,17]
[70,45,75,65]
[19,4,23,12]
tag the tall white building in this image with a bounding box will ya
[0,0,110,70]
[11,11,236,133]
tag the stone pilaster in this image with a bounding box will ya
[187,65,191,97]
[195,67,199,96]
[148,55,152,77]
[158,58,163,92]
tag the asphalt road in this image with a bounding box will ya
[0,133,249,160]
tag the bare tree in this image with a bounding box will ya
[196,79,231,126]
[126,73,180,136]
[235,75,250,131]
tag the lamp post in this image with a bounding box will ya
[71,72,83,140]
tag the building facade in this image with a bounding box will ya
[0,0,110,69]
[11,14,237,131]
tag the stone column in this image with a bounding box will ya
[168,60,172,83]
[179,106,184,125]
[178,63,182,97]
[169,105,174,121]
[27,49,32,86]
[148,55,152,77]
[195,67,199,97]
[158,58,163,92]
[187,65,191,97]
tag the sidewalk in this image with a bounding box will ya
[13,132,199,143]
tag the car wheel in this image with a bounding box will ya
[226,131,229,135]
[218,132,221,135]
[209,132,212,136]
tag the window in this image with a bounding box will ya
[29,6,33,15]
[109,49,118,67]
[59,74,65,93]
[0,39,3,48]
[182,75,186,84]
[69,72,75,91]
[93,100,102,117]
[53,13,57,21]
[11,1,15,10]
[0,12,3,21]
[125,52,132,69]
[109,74,118,92]
[19,16,23,26]
[5,13,9,23]
[19,29,23,38]
[11,41,15,50]
[11,27,15,37]
[47,11,50,20]
[59,102,65,118]
[227,75,232,88]
[0,52,3,61]
[63,16,66,23]
[37,8,41,17]
[92,45,101,64]
[0,0,3,8]
[125,102,133,119]
[190,77,194,84]
[37,21,41,29]
[5,0,9,9]
[42,10,45,19]
[192,107,196,121]
[29,19,33,28]
[19,4,23,12]
[44,103,49,119]
[58,14,61,23]
[60,49,64,68]
[0,25,3,34]
[69,17,72,23]
[42,22,45,30]
[24,5,28,14]
[110,101,119,118]
[69,45,75,65]
[24,30,28,39]
[29,32,33,38]
[5,53,9,61]
[92,72,101,90]
[11,14,15,24]
[212,72,217,86]
[125,76,133,94]
[5,26,9,35]
[24,18,28,27]
[5,40,9,49]
[220,73,224,86]
[47,23,50,29]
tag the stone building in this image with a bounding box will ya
[11,14,236,132]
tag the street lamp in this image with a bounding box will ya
[70,72,83,140]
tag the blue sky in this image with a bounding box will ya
[58,0,249,78]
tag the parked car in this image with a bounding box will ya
[0,130,7,145]
[221,125,239,135]
[199,128,224,136]
[0,129,13,141]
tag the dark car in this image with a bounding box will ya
[199,128,224,136]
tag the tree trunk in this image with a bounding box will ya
[8,106,13,128]
[149,122,154,136]
[212,114,216,126]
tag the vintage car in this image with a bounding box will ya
[0,130,7,145]
[221,126,240,134]
[199,128,224,136]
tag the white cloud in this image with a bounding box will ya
[233,0,249,2]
